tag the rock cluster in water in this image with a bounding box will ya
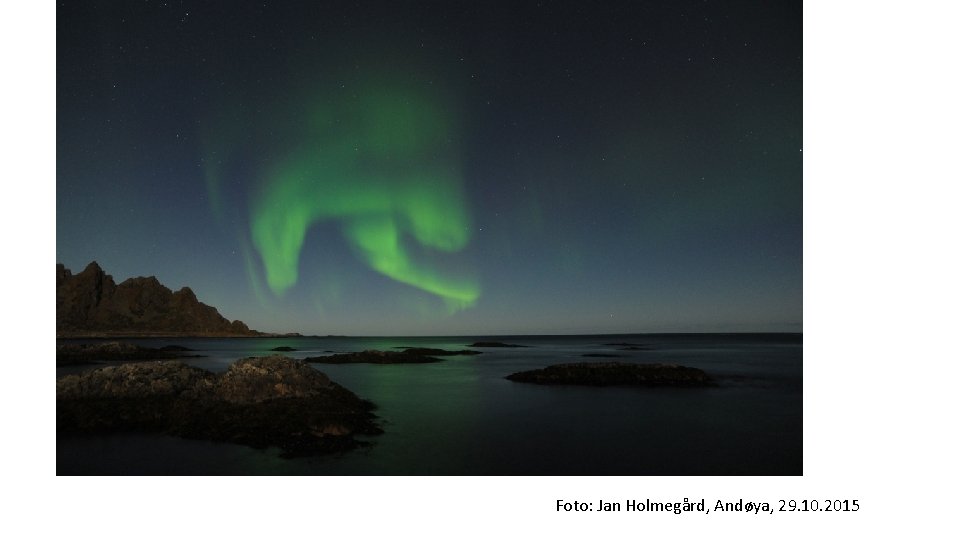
[56,341,200,366]
[395,347,482,356]
[505,362,712,387]
[56,355,381,456]
[304,349,443,364]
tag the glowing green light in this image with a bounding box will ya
[248,85,479,310]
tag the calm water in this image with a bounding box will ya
[56,334,802,475]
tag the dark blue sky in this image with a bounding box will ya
[57,0,801,335]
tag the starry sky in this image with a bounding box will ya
[57,0,801,336]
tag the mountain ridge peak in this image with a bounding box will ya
[56,262,261,338]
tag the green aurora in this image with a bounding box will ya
[241,85,479,311]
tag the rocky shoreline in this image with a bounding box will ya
[57,355,381,457]
[57,346,717,458]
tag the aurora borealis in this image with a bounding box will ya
[246,83,478,310]
[56,1,802,335]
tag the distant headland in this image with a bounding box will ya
[57,261,265,338]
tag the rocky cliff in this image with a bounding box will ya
[57,262,261,337]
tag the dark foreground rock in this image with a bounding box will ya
[56,341,200,366]
[469,341,528,348]
[505,362,712,387]
[57,356,381,457]
[304,350,442,364]
[270,346,297,352]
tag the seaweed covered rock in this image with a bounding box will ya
[505,362,712,387]
[57,356,381,456]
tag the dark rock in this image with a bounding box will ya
[397,347,482,356]
[600,342,651,350]
[159,345,193,352]
[270,346,297,352]
[213,356,335,402]
[56,341,192,366]
[56,261,261,337]
[505,362,713,387]
[469,342,528,348]
[304,350,442,364]
[56,361,214,400]
[57,356,381,457]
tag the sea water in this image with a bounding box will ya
[56,334,801,475]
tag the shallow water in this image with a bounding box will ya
[56,334,801,475]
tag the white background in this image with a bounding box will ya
[4,1,959,538]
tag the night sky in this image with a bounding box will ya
[57,0,802,336]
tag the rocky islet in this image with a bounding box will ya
[56,355,382,456]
